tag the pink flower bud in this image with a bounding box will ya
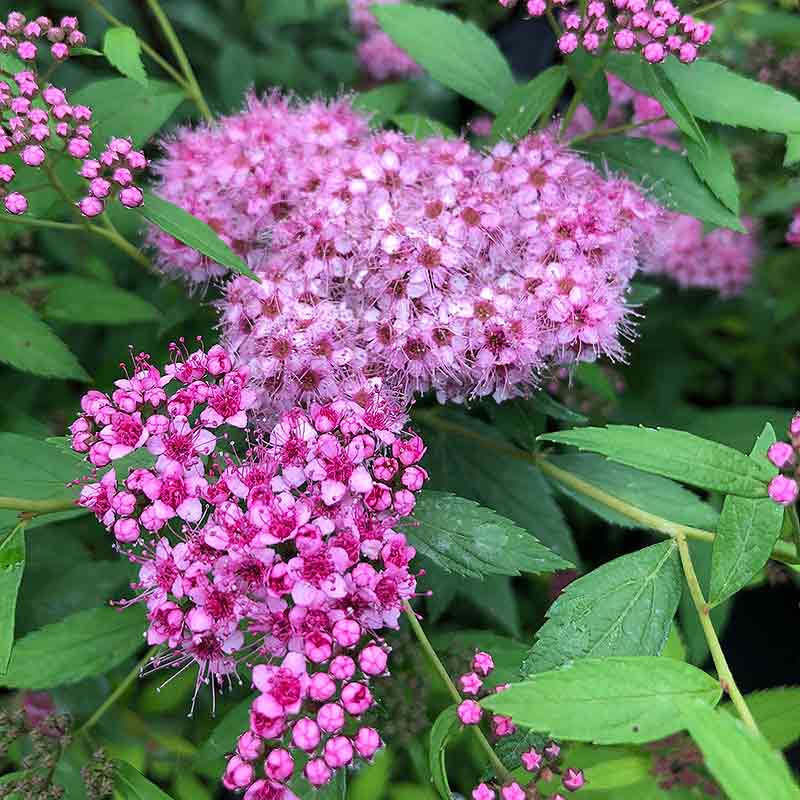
[473,784,496,800]
[472,651,494,676]
[50,42,69,60]
[544,741,561,760]
[358,644,388,676]
[329,655,356,681]
[614,28,636,49]
[768,475,798,506]
[768,442,795,470]
[457,699,482,725]
[119,186,145,209]
[78,196,104,218]
[317,702,345,733]
[527,0,546,14]
[501,784,526,800]
[206,344,232,375]
[521,748,543,771]
[112,167,133,186]
[222,756,253,790]
[324,735,354,769]
[292,717,321,752]
[393,488,416,516]
[679,42,698,62]
[4,191,28,215]
[80,160,101,179]
[89,178,112,199]
[304,758,332,787]
[459,672,483,695]
[21,145,45,167]
[354,726,382,759]
[401,465,428,491]
[340,682,373,715]
[558,32,579,54]
[492,714,516,737]
[0,165,15,183]
[42,86,66,106]
[265,747,294,780]
[643,41,666,62]
[309,671,337,702]
[563,767,586,791]
[236,731,263,761]
[16,41,37,60]
[113,517,140,543]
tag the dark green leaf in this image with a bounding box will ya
[523,541,682,674]
[392,113,455,139]
[432,630,527,688]
[752,183,800,216]
[785,134,800,167]
[0,293,90,382]
[373,5,515,113]
[709,424,784,606]
[577,137,744,232]
[429,705,459,799]
[103,27,148,86]
[643,63,706,149]
[678,701,800,800]
[115,760,174,800]
[684,124,740,215]
[490,66,568,143]
[353,83,410,123]
[567,51,610,122]
[464,575,521,638]
[194,695,254,765]
[540,425,773,497]
[138,191,259,281]
[0,433,83,504]
[725,688,800,751]
[528,393,589,425]
[0,525,25,672]
[407,490,572,579]
[627,283,662,305]
[483,656,722,745]
[0,606,146,689]
[575,361,617,403]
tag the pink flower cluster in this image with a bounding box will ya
[348,0,422,82]
[500,0,712,63]
[766,414,800,506]
[151,94,658,415]
[69,341,428,795]
[788,208,800,248]
[0,11,146,216]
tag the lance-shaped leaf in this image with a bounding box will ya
[115,760,174,799]
[523,541,682,674]
[642,62,706,150]
[725,688,800,751]
[407,491,573,579]
[392,114,455,140]
[429,706,460,799]
[103,26,147,86]
[0,525,25,672]
[684,124,740,215]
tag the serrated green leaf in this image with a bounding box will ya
[643,63,706,150]
[540,425,773,497]
[138,191,259,281]
[490,66,568,143]
[0,293,90,381]
[392,113,455,139]
[103,27,148,86]
[0,433,83,504]
[678,701,800,800]
[115,760,174,800]
[373,4,515,114]
[785,134,800,167]
[523,541,682,674]
[709,424,784,606]
[483,656,722,745]
[684,124,740,215]
[544,454,720,531]
[0,525,25,672]
[0,606,146,689]
[577,136,744,232]
[407,490,572,579]
[428,705,459,799]
[725,688,800,751]
[567,51,610,122]
[16,277,160,325]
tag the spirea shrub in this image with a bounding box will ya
[1,4,799,800]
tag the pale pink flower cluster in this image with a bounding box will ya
[151,95,658,414]
[0,11,146,216]
[348,0,422,82]
[69,341,428,794]
[788,208,800,248]
[766,414,800,506]
[500,0,711,62]
[456,650,585,800]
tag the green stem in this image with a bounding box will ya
[91,223,153,271]
[76,646,159,738]
[412,408,800,565]
[402,601,513,784]
[675,535,760,735]
[568,114,670,146]
[0,217,83,233]
[692,0,728,16]
[0,496,76,514]
[544,7,563,38]
[787,505,800,558]
[144,0,214,123]
[559,41,612,137]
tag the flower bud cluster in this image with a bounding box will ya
[767,414,800,506]
[0,11,146,216]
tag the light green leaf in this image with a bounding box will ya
[540,425,773,497]
[16,277,160,325]
[678,701,800,800]
[372,5,515,114]
[785,134,800,167]
[684,124,740,215]
[0,293,90,382]
[428,705,459,800]
[392,113,455,139]
[138,191,259,281]
[353,83,410,124]
[662,623,686,662]
[115,760,174,800]
[490,66,568,143]
[0,606,146,689]
[407,490,573,579]
[0,525,25,672]
[545,454,720,531]
[709,424,784,606]
[725,688,800,751]
[483,656,722,745]
[103,27,148,86]
[523,541,682,674]
[577,137,744,232]
[643,63,706,149]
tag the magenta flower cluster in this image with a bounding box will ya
[766,414,800,506]
[348,0,422,82]
[788,208,800,248]
[150,94,658,415]
[69,341,428,795]
[0,11,146,216]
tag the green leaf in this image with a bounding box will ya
[0,525,25,672]
[545,454,720,531]
[428,705,459,800]
[490,66,568,143]
[0,293,90,382]
[662,623,686,662]
[522,541,682,674]
[407,490,572,579]
[540,425,773,497]
[392,113,455,139]
[464,575,522,638]
[432,630,527,688]
[752,182,800,216]
[577,137,745,232]
[725,688,800,751]
[785,134,800,168]
[16,277,160,325]
[0,606,146,689]
[483,656,722,745]
[684,124,740,215]
[353,83,410,123]
[627,283,661,305]
[575,361,617,403]
[567,51,610,122]
[137,191,259,281]
[528,393,589,425]
[709,424,784,606]
[115,760,174,800]
[103,27,148,86]
[194,694,254,766]
[372,4,515,114]
[678,701,800,800]
[72,79,185,150]
[643,63,706,150]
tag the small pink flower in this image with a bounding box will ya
[291,717,321,752]
[358,644,388,676]
[353,727,382,759]
[769,475,798,506]
[459,672,483,696]
[473,784,496,800]
[501,784,526,800]
[4,192,27,215]
[768,442,795,470]
[472,651,494,676]
[79,196,104,217]
[341,682,373,715]
[563,767,586,791]
[304,758,331,787]
[317,702,345,733]
[458,699,482,725]
[265,747,294,780]
[222,756,253,790]
[521,748,543,771]
[492,714,516,737]
[323,735,354,768]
